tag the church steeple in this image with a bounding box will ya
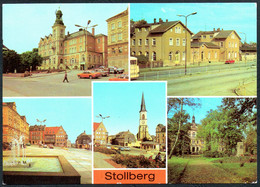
[192,115,195,123]
[140,92,146,112]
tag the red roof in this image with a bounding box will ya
[93,122,100,131]
[45,127,60,134]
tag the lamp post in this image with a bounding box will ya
[75,21,98,69]
[239,32,247,65]
[177,12,197,75]
[96,114,110,123]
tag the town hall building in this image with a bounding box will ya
[38,9,107,70]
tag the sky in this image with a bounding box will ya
[3,3,128,54]
[93,82,167,136]
[3,98,92,143]
[168,97,223,125]
[131,3,257,43]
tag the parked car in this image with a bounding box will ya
[77,71,101,79]
[26,143,31,146]
[94,69,109,77]
[48,144,54,149]
[109,74,129,81]
[225,60,235,64]
[124,147,130,151]
[111,146,119,150]
[116,68,124,74]
[119,147,125,151]
[43,144,48,148]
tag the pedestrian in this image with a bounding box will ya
[114,66,117,77]
[63,71,69,83]
[154,152,162,163]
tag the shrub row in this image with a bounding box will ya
[112,154,165,168]
[211,155,257,163]
[203,150,227,158]
[94,147,117,154]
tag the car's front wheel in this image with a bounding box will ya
[89,76,93,79]
[78,75,81,79]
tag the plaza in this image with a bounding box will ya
[3,145,92,184]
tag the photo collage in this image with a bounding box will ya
[2,2,257,185]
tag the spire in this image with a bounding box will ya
[54,9,64,26]
[140,92,146,112]
[192,115,195,123]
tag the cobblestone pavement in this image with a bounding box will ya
[3,145,92,184]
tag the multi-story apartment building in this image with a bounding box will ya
[29,125,46,144]
[93,122,108,145]
[44,126,68,147]
[156,124,166,151]
[131,19,192,66]
[191,28,241,62]
[106,8,128,72]
[2,102,29,144]
[38,9,107,70]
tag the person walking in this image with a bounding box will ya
[154,152,162,163]
[63,71,69,83]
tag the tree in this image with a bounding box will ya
[3,50,21,73]
[20,49,42,71]
[167,98,200,158]
[136,55,149,64]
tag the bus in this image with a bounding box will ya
[130,56,139,80]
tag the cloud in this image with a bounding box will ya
[161,8,166,13]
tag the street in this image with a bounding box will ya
[135,61,256,96]
[3,70,111,97]
[3,145,92,184]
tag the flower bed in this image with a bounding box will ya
[94,147,117,155]
[112,154,165,168]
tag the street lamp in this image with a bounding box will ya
[177,12,197,75]
[96,114,110,123]
[75,21,98,69]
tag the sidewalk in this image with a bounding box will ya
[94,152,115,168]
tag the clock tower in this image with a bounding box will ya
[137,93,151,141]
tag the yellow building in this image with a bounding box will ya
[106,8,129,72]
[191,28,241,62]
[131,19,193,66]
[93,122,108,145]
[2,102,29,144]
[156,124,166,151]
[38,9,107,70]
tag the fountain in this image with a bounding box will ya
[3,135,81,184]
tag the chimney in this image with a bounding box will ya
[213,28,215,31]
[154,18,156,23]
[217,28,220,31]
[222,28,223,31]
[166,19,168,22]
[92,28,95,35]
[159,18,163,23]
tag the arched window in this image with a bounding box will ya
[145,51,149,57]
[139,51,142,55]
[152,52,156,61]
[192,132,196,138]
[132,51,136,56]
[142,114,145,120]
[169,52,173,60]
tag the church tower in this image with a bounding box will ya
[137,93,151,141]
[52,9,66,68]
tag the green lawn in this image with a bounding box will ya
[168,157,189,184]
[213,162,257,183]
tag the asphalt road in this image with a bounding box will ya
[139,61,256,80]
[3,70,111,97]
[167,67,256,96]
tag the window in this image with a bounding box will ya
[118,21,122,28]
[235,52,237,58]
[79,46,82,52]
[228,52,231,58]
[137,28,141,32]
[145,28,149,32]
[176,38,180,46]
[80,38,82,43]
[182,38,186,46]
[232,42,234,47]
[111,35,116,42]
[111,23,115,30]
[145,39,149,45]
[182,51,185,61]
[203,35,206,39]
[145,51,149,57]
[170,28,173,32]
[118,33,122,41]
[229,42,231,47]
[220,42,224,47]
[169,38,173,45]
[112,48,116,54]
[132,39,135,45]
[132,51,136,56]
[152,52,156,61]
[138,39,142,46]
[175,27,181,33]
[169,52,173,60]
[152,38,156,45]
[208,52,211,59]
[97,38,101,43]
[192,132,196,138]
[235,43,237,48]
[119,47,123,53]
[138,51,142,55]
[210,35,213,38]
[215,52,217,59]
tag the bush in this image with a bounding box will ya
[112,154,165,168]
[203,150,224,158]
[94,147,117,154]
